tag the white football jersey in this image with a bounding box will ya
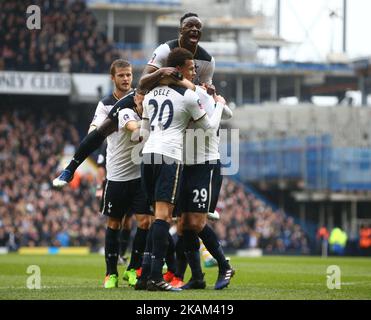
[90,93,141,182]
[184,86,221,164]
[147,39,215,85]
[142,85,206,162]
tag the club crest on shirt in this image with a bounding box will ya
[197,99,204,110]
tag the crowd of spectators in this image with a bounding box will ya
[0,0,120,73]
[0,107,310,254]
[0,107,106,251]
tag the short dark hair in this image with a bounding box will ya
[110,59,131,76]
[167,48,194,68]
[180,12,199,26]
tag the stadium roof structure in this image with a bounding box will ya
[157,15,260,30]
[292,191,371,202]
[213,61,354,76]
[87,0,181,12]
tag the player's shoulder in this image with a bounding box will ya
[165,39,179,50]
[194,45,213,62]
[154,40,175,53]
[195,85,208,96]
[168,84,193,97]
[100,94,117,106]
[115,90,136,108]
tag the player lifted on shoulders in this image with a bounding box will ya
[53,13,210,189]
[139,12,215,92]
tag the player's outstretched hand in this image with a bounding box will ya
[160,67,183,81]
[202,83,216,96]
[134,93,144,115]
[214,94,226,105]
[95,188,103,199]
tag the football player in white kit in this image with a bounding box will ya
[136,48,226,292]
[88,60,154,289]
[139,13,215,90]
[53,60,152,289]
[176,84,235,290]
[138,12,221,281]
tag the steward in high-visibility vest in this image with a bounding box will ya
[329,228,347,255]
[359,227,371,249]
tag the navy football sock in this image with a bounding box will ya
[66,129,106,174]
[150,219,170,281]
[119,228,131,257]
[183,229,203,280]
[165,232,176,274]
[140,225,153,280]
[198,224,230,271]
[175,236,187,279]
[128,228,148,270]
[105,227,120,276]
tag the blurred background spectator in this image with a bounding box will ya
[316,225,329,256]
[359,225,371,256]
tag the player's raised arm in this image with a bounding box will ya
[138,65,184,93]
[198,84,232,120]
[198,56,215,85]
[222,103,233,120]
[138,42,171,92]
[139,103,150,143]
[187,92,225,131]
[117,108,142,142]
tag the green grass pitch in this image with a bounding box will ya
[0,254,370,300]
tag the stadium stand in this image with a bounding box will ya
[0,0,367,256]
[0,107,106,251]
[214,178,310,254]
[0,106,310,254]
[0,0,119,73]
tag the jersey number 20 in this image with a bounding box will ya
[149,99,173,131]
